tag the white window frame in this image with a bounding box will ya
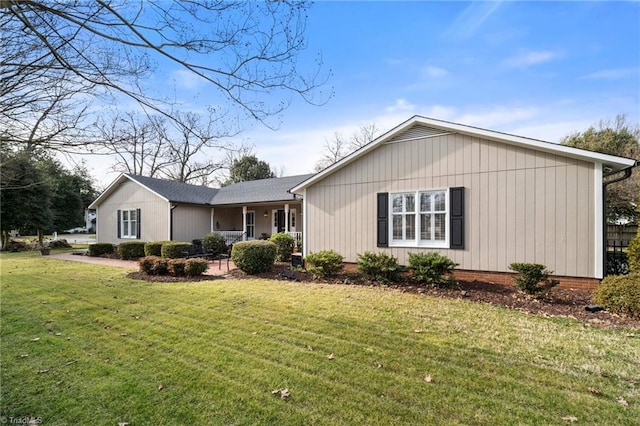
[246,210,255,239]
[120,209,138,239]
[389,188,449,248]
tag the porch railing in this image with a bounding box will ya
[213,230,246,245]
[287,231,303,248]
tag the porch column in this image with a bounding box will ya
[284,203,289,233]
[242,206,247,241]
[210,208,215,232]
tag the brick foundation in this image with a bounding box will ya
[452,269,600,291]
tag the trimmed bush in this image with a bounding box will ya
[628,232,640,273]
[161,242,192,259]
[202,233,226,257]
[408,252,458,287]
[592,273,640,318]
[231,240,277,275]
[357,251,400,283]
[118,241,146,260]
[48,239,72,249]
[145,241,171,257]
[139,256,169,275]
[305,250,344,279]
[88,243,114,257]
[508,263,559,296]
[185,258,208,276]
[168,258,187,276]
[270,232,295,261]
[2,239,31,252]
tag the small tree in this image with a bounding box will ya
[223,155,276,186]
[508,263,559,297]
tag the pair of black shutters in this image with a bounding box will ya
[116,208,141,239]
[377,187,465,249]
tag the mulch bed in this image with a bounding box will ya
[127,262,638,329]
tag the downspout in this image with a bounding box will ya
[170,204,177,240]
[602,160,639,277]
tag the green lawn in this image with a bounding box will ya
[1,252,638,425]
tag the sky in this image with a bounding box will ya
[85,1,640,188]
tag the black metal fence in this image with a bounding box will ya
[606,239,629,276]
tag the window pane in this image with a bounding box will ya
[406,214,415,240]
[405,194,415,212]
[434,213,446,240]
[420,193,431,212]
[130,210,137,221]
[420,214,431,240]
[122,211,129,221]
[434,192,446,211]
[123,222,129,236]
[392,215,403,239]
[392,195,403,213]
[247,213,254,225]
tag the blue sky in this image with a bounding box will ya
[90,1,640,186]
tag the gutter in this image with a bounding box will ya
[603,160,639,277]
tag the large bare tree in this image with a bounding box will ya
[1,0,330,151]
[314,122,381,171]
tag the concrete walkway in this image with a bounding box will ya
[48,252,236,276]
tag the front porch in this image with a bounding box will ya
[210,202,303,247]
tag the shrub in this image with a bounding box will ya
[270,232,295,261]
[144,241,171,257]
[231,240,277,274]
[305,250,344,279]
[202,233,226,257]
[508,263,559,296]
[161,242,192,259]
[185,258,208,276]
[88,243,114,257]
[139,256,169,275]
[2,239,31,252]
[592,274,640,318]
[408,252,458,287]
[118,241,146,260]
[628,232,640,273]
[357,251,400,283]
[48,239,72,249]
[168,258,187,276]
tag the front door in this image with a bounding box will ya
[272,209,286,234]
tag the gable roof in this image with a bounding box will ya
[89,173,313,209]
[291,115,637,195]
[211,174,313,205]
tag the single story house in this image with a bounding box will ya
[90,116,637,287]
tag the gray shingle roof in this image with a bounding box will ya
[126,174,219,205]
[211,174,314,205]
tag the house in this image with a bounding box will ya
[90,115,636,288]
[290,116,636,288]
[89,173,312,247]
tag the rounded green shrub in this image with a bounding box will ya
[357,251,400,283]
[185,258,209,276]
[168,258,187,276]
[139,256,169,275]
[408,252,458,287]
[88,243,114,257]
[202,233,226,257]
[48,239,72,249]
[592,273,640,318]
[305,250,344,279]
[231,240,277,274]
[145,241,171,257]
[118,241,146,260]
[508,263,559,297]
[161,242,192,259]
[270,232,295,261]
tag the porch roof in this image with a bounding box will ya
[211,174,313,206]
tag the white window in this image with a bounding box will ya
[246,211,255,239]
[390,189,448,247]
[120,209,138,239]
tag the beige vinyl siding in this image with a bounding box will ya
[172,205,212,242]
[305,133,597,277]
[96,180,169,244]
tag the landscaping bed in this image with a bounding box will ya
[229,262,640,329]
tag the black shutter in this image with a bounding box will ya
[449,187,465,249]
[136,208,141,239]
[117,209,121,239]
[377,193,388,247]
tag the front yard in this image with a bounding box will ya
[1,252,638,425]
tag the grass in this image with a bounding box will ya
[1,251,639,425]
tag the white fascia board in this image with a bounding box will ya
[290,115,636,194]
[125,175,171,203]
[594,163,604,279]
[88,173,128,209]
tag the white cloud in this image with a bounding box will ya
[443,1,504,40]
[170,69,206,90]
[504,50,561,67]
[422,66,449,78]
[583,68,638,80]
[384,98,417,114]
